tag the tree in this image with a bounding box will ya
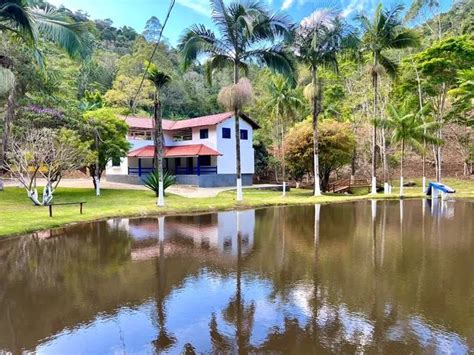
[413,35,474,181]
[384,105,438,197]
[1,0,88,172]
[4,128,92,205]
[356,4,419,193]
[82,108,130,192]
[284,119,355,191]
[294,11,352,196]
[265,75,303,195]
[179,0,294,201]
[146,63,171,207]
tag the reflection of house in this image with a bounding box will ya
[107,210,255,261]
[105,112,259,187]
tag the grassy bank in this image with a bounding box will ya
[1,178,473,238]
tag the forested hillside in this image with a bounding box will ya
[0,0,472,184]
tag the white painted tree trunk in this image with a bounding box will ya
[282,181,286,197]
[314,154,321,196]
[95,177,100,196]
[384,182,389,195]
[157,181,165,207]
[422,176,427,194]
[371,176,377,195]
[236,178,243,201]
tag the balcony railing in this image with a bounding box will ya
[176,166,217,175]
[128,167,154,176]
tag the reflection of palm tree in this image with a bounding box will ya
[152,218,176,352]
[209,212,256,353]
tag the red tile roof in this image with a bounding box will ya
[128,144,222,158]
[123,112,260,131]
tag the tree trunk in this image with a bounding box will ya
[371,57,379,194]
[312,68,321,196]
[281,118,287,196]
[1,83,18,172]
[234,63,243,201]
[94,129,101,196]
[400,140,405,198]
[154,93,165,206]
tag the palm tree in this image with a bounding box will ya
[179,0,294,201]
[356,3,419,194]
[0,0,87,172]
[146,63,171,207]
[384,105,438,197]
[265,75,303,196]
[294,12,351,196]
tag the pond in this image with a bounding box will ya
[0,200,473,354]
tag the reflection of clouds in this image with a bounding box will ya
[408,316,469,354]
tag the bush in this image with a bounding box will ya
[143,170,176,196]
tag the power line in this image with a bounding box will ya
[130,0,176,112]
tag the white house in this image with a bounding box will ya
[106,111,259,187]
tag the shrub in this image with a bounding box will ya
[143,170,176,196]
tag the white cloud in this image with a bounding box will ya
[281,0,295,10]
[341,0,369,18]
[176,0,211,17]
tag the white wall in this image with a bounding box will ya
[216,117,255,174]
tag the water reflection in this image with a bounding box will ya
[0,201,473,353]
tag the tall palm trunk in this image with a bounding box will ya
[312,68,321,196]
[413,61,427,192]
[154,93,165,206]
[371,56,379,194]
[234,62,243,201]
[400,139,405,198]
[281,117,287,196]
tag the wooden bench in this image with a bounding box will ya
[47,201,86,217]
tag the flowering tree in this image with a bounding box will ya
[4,128,93,205]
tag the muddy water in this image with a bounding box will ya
[0,199,473,354]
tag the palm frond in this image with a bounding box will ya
[0,66,15,95]
[379,54,398,79]
[0,0,34,42]
[29,6,88,58]
[389,29,420,49]
[146,62,171,89]
[248,45,295,82]
[178,24,225,69]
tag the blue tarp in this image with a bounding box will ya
[426,182,456,196]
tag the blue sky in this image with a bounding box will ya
[48,0,452,45]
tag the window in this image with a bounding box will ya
[175,158,181,167]
[222,127,231,139]
[173,128,192,142]
[129,130,152,140]
[112,157,121,167]
[200,129,209,139]
[240,129,248,140]
[199,155,211,166]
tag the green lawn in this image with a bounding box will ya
[1,178,473,238]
